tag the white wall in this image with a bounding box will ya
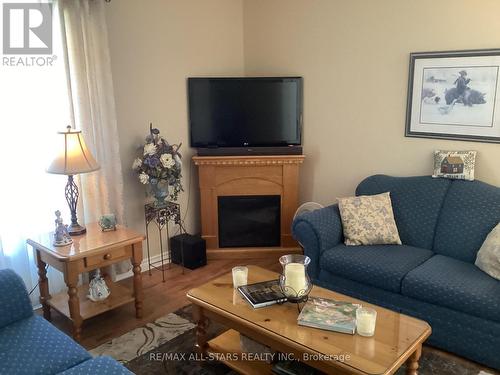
[243,0,500,204]
[105,0,244,247]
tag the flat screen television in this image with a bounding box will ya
[188,77,303,154]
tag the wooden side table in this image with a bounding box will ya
[27,223,145,341]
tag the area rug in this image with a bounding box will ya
[90,312,195,362]
[92,305,496,375]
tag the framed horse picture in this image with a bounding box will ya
[405,49,500,143]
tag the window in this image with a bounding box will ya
[0,0,71,304]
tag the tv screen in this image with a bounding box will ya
[188,77,303,148]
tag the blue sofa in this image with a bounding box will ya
[0,269,132,375]
[292,175,500,370]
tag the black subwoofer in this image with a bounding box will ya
[170,233,207,270]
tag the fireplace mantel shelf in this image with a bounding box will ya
[193,154,305,259]
[193,155,305,166]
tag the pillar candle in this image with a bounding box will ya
[284,262,307,296]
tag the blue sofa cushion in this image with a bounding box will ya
[402,255,500,323]
[320,244,434,293]
[0,315,91,375]
[0,269,33,329]
[58,357,132,375]
[433,180,500,263]
[356,175,451,250]
[317,269,500,370]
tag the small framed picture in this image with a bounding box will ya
[99,214,117,232]
[405,49,500,143]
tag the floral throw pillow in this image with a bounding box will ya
[337,192,402,246]
[432,150,477,181]
[475,222,500,281]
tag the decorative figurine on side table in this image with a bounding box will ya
[53,210,73,247]
[87,269,110,302]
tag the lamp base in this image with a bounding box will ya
[64,175,86,236]
[67,223,86,236]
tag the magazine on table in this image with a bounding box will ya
[297,296,361,334]
[238,279,287,308]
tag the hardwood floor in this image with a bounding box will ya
[41,258,281,350]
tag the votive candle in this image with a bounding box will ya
[356,307,377,337]
[232,266,248,289]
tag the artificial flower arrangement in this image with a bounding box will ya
[132,124,183,205]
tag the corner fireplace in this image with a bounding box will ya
[193,154,304,259]
[218,195,281,248]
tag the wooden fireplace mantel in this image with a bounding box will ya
[193,155,305,259]
[193,155,305,166]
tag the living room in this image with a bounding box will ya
[1,0,499,374]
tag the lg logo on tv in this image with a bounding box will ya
[3,3,52,55]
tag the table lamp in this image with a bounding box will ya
[47,126,100,235]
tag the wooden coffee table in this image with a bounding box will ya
[187,266,431,375]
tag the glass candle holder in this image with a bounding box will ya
[232,266,248,289]
[278,254,312,303]
[356,307,377,337]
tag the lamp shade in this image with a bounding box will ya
[46,127,100,175]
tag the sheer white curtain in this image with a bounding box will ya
[59,0,129,274]
[0,0,70,305]
[0,0,128,305]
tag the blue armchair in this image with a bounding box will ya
[0,269,132,375]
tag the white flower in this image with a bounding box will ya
[139,173,149,184]
[132,158,142,170]
[143,143,157,156]
[160,153,175,169]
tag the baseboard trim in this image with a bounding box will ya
[115,254,166,281]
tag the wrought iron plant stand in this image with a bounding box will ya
[144,201,185,281]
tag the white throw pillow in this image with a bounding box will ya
[475,223,500,280]
[337,192,402,246]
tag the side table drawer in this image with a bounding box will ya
[84,246,132,268]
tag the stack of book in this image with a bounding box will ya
[297,297,361,334]
[238,279,287,308]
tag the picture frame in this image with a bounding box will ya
[98,214,117,232]
[405,49,500,143]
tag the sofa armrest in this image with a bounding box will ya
[292,204,344,279]
[0,269,33,328]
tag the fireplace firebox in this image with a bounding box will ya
[218,195,281,248]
